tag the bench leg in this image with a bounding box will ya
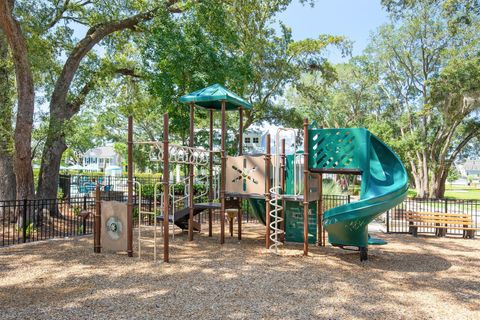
[411,226,418,237]
[466,229,475,239]
[435,227,446,237]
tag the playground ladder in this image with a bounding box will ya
[136,182,162,262]
[269,185,284,253]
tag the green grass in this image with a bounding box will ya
[444,189,480,200]
[406,187,480,200]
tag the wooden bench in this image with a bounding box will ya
[406,211,479,239]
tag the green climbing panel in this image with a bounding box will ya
[284,200,317,244]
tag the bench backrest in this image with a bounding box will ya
[406,211,473,225]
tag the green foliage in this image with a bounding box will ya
[77,225,84,234]
[72,205,82,216]
[447,166,461,183]
[17,222,36,239]
[407,189,418,198]
[290,0,480,198]
[322,179,345,196]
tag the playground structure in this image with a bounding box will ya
[94,83,408,262]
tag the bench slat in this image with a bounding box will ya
[407,218,472,224]
[409,225,480,231]
[406,211,470,217]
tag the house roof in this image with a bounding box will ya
[179,83,252,111]
[84,146,118,158]
[464,159,480,171]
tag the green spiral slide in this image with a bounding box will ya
[309,128,409,258]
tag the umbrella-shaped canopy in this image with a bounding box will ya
[179,83,252,111]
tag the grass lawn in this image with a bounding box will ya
[406,185,480,200]
[444,184,480,200]
[444,189,480,200]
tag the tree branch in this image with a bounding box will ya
[67,79,95,115]
[116,68,142,79]
[50,1,182,114]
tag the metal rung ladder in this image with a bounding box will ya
[137,182,162,262]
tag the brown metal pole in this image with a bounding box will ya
[163,113,170,262]
[188,103,195,241]
[238,107,243,240]
[317,173,323,246]
[280,138,286,243]
[127,115,133,257]
[94,184,101,253]
[265,134,271,249]
[208,109,213,237]
[237,202,242,240]
[239,107,243,155]
[220,101,226,244]
[303,118,309,256]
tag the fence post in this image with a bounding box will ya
[22,199,27,243]
[386,210,390,233]
[347,195,351,203]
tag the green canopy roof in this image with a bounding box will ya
[179,83,252,110]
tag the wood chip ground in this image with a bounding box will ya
[0,223,479,319]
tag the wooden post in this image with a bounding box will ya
[280,138,286,243]
[303,118,309,256]
[265,134,271,249]
[127,115,133,257]
[220,101,226,244]
[163,113,170,262]
[188,103,195,241]
[238,107,243,240]
[317,173,323,246]
[94,184,101,253]
[208,109,214,237]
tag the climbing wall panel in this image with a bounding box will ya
[226,155,266,195]
[308,128,369,171]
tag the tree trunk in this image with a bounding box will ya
[429,165,449,199]
[410,156,428,198]
[36,121,67,201]
[0,0,35,201]
[0,29,16,213]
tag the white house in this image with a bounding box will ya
[83,146,123,172]
[457,159,480,177]
[243,129,263,152]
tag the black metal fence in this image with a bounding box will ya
[0,197,96,247]
[2,180,478,248]
[386,197,480,236]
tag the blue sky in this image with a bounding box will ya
[277,0,389,62]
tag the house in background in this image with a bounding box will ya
[83,146,123,172]
[243,129,263,153]
[457,159,480,177]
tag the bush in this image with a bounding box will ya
[135,184,163,199]
[323,180,344,195]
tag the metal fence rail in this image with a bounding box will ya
[2,182,478,248]
[0,197,96,247]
